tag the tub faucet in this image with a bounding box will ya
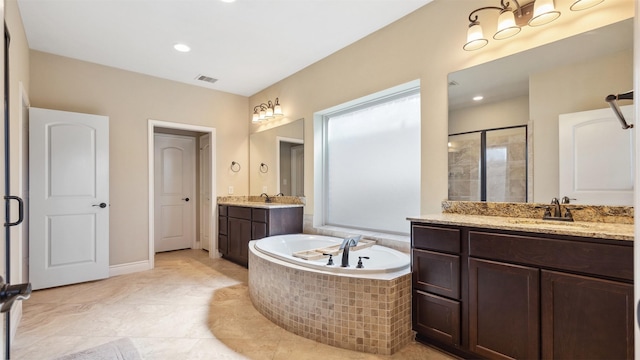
[339,235,361,267]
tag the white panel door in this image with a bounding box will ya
[29,107,109,290]
[559,106,634,205]
[199,134,211,251]
[154,134,195,252]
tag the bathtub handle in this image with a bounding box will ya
[322,253,334,266]
[356,256,370,269]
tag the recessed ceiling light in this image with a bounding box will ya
[174,43,191,53]
[473,95,484,101]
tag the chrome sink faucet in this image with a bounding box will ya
[339,235,362,267]
[550,197,562,218]
[542,197,577,222]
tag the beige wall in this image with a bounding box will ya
[449,96,529,135]
[250,0,634,215]
[530,49,633,202]
[29,51,249,265]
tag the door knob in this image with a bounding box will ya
[92,203,107,208]
[182,198,190,202]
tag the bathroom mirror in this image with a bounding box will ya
[250,119,304,196]
[448,18,633,204]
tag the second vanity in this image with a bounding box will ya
[218,197,304,267]
[408,202,634,360]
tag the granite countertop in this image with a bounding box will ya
[218,200,304,209]
[407,213,634,241]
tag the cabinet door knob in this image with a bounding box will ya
[182,198,190,202]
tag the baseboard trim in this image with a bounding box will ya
[109,260,151,277]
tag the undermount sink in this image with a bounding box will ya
[505,218,591,228]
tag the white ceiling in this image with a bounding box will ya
[17,0,433,97]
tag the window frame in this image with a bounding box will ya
[314,81,421,236]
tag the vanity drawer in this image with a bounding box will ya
[218,205,227,216]
[252,208,268,223]
[412,225,460,253]
[228,206,252,220]
[468,231,633,281]
[413,290,461,346]
[413,249,460,299]
[252,222,268,240]
[218,216,228,235]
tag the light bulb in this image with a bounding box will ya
[570,0,604,10]
[494,9,521,40]
[463,22,488,51]
[529,0,561,27]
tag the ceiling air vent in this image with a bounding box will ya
[195,74,218,84]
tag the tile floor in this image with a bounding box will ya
[11,249,456,359]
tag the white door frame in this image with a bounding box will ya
[633,1,639,356]
[148,120,216,269]
[199,134,211,251]
[276,136,303,194]
[16,82,29,285]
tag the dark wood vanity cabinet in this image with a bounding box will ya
[412,225,463,349]
[541,270,633,360]
[218,204,303,267]
[468,258,540,360]
[218,205,228,254]
[411,222,634,360]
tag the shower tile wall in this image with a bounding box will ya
[448,127,527,202]
[486,130,526,202]
[448,134,481,201]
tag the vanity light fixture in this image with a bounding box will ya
[463,0,604,51]
[252,98,284,123]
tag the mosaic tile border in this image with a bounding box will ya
[248,246,412,355]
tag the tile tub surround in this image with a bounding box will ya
[441,200,633,224]
[248,242,413,355]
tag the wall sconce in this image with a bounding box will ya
[252,98,283,123]
[463,0,604,51]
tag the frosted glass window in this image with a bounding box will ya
[324,90,420,234]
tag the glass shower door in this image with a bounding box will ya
[486,127,527,202]
[448,132,481,201]
[448,125,527,202]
